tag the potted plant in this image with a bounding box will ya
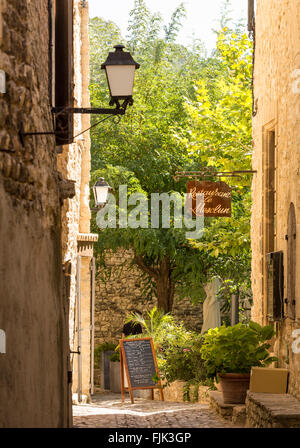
[200,321,277,404]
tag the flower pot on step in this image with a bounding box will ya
[219,373,250,404]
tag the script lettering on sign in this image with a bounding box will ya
[187,180,232,217]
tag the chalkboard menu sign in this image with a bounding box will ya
[123,339,157,388]
[119,337,164,404]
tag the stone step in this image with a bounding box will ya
[232,405,247,425]
[209,391,246,425]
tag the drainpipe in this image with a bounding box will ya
[90,257,96,395]
[76,256,82,403]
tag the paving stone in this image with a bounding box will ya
[73,392,240,428]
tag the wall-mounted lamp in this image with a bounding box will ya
[91,177,112,211]
[101,45,140,109]
[19,45,140,144]
[53,45,140,116]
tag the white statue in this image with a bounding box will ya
[201,277,221,334]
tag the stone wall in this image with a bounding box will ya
[246,392,300,428]
[0,0,70,427]
[153,381,210,404]
[251,0,300,400]
[57,0,96,402]
[94,250,204,348]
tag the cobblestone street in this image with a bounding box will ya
[73,393,239,428]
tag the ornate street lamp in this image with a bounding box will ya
[101,45,140,108]
[92,177,112,210]
[51,44,140,116]
[20,45,140,144]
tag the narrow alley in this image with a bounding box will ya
[1,0,300,433]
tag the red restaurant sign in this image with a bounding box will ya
[187,180,232,217]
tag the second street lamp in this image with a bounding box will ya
[92,177,112,211]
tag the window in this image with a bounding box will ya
[50,0,74,145]
[286,203,296,320]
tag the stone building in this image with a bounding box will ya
[0,0,95,426]
[56,0,98,405]
[251,0,300,399]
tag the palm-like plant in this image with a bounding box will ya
[125,307,174,348]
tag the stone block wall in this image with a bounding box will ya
[57,0,95,401]
[0,0,70,427]
[251,0,300,400]
[153,381,210,404]
[94,250,204,349]
[246,392,300,428]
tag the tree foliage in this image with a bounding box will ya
[89,1,253,313]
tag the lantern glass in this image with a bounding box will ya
[105,65,136,98]
[101,45,140,101]
[93,178,111,207]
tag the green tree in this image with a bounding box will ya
[89,2,253,313]
[182,25,253,308]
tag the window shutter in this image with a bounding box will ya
[54,0,74,145]
[266,251,284,321]
[248,0,255,33]
[286,203,296,319]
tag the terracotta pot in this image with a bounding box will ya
[219,373,250,404]
[214,379,222,392]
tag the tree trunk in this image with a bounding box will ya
[133,254,175,313]
[156,257,174,313]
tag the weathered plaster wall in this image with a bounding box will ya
[0,0,70,427]
[252,0,300,399]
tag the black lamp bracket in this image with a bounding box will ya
[52,97,133,116]
[19,97,133,144]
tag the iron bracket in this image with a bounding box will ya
[19,98,133,143]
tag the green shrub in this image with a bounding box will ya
[200,321,277,379]
[110,352,120,362]
[94,342,117,368]
[159,331,211,386]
